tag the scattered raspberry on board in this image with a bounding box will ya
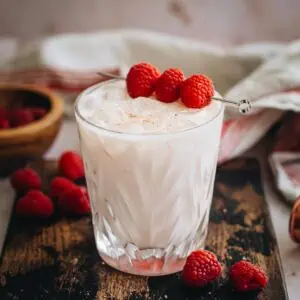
[57,185,91,216]
[59,151,85,181]
[16,190,54,218]
[11,168,42,192]
[230,260,268,292]
[182,250,222,287]
[50,176,77,198]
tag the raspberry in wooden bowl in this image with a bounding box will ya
[0,83,64,176]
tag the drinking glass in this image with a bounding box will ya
[75,80,224,276]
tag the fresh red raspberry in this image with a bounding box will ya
[180,74,214,108]
[16,190,54,218]
[59,151,85,181]
[30,107,47,120]
[126,62,160,98]
[182,250,222,287]
[230,261,268,292]
[10,109,34,127]
[0,118,10,129]
[11,168,42,192]
[57,185,90,216]
[50,176,77,198]
[155,68,185,103]
[79,186,88,195]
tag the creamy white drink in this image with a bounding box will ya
[75,79,224,275]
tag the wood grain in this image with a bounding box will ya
[0,158,288,299]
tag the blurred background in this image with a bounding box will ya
[0,0,300,45]
[0,2,300,300]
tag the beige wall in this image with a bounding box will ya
[0,0,300,45]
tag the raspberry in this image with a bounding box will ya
[59,151,85,181]
[180,74,214,108]
[0,118,10,129]
[79,186,88,194]
[11,168,42,192]
[50,177,76,198]
[10,109,34,127]
[182,250,222,287]
[155,68,184,103]
[30,107,47,120]
[57,185,90,216]
[126,62,160,98]
[230,261,268,292]
[16,190,54,218]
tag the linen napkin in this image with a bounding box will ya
[0,29,300,255]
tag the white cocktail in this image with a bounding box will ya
[75,79,224,275]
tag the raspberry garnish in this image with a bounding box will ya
[230,260,268,292]
[126,62,160,98]
[155,68,184,103]
[180,74,214,108]
[182,250,222,287]
[11,168,42,192]
[16,190,54,218]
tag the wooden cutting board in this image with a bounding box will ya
[0,158,288,300]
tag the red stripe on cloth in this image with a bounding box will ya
[219,88,300,163]
[221,119,235,137]
[219,113,264,162]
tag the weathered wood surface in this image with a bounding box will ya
[0,158,288,299]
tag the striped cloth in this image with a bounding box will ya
[1,30,300,203]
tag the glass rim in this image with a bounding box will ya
[74,79,224,137]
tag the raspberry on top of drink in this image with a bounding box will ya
[79,62,222,134]
[126,62,214,109]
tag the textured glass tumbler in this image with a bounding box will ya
[75,81,224,276]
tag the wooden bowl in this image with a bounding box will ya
[0,84,64,176]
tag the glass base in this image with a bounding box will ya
[95,225,207,276]
[100,253,186,276]
[93,210,208,276]
[97,236,206,276]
